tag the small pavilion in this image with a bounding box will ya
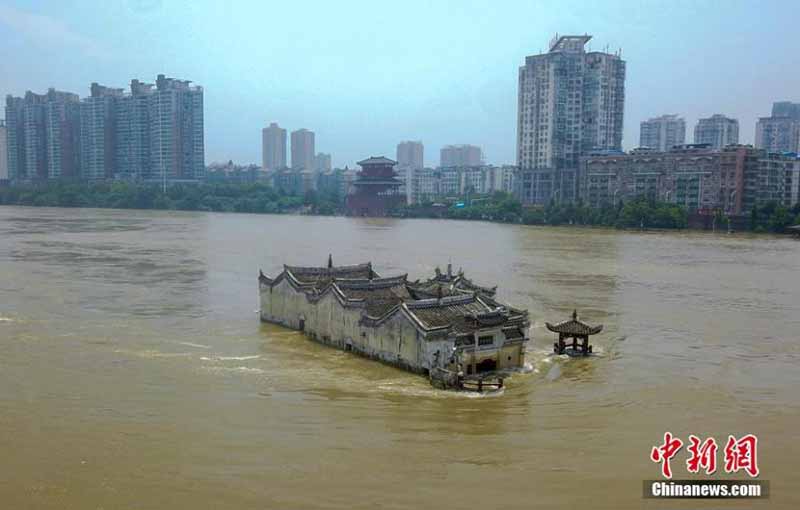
[546,310,603,356]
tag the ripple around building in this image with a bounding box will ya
[258,258,530,389]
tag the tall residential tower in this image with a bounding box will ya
[640,114,686,151]
[151,74,205,181]
[440,144,482,167]
[262,122,287,171]
[290,128,315,171]
[516,34,625,204]
[693,114,739,149]
[755,101,800,154]
[0,120,7,182]
[396,140,424,170]
[80,83,124,180]
[5,88,81,181]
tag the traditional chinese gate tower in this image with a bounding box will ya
[345,156,404,217]
[547,309,603,356]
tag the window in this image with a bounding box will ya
[478,335,494,346]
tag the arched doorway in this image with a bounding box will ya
[298,314,305,332]
[476,358,497,373]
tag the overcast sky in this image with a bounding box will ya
[1,0,797,167]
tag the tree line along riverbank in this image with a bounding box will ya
[1,181,798,233]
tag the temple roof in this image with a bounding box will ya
[262,258,529,336]
[283,258,377,291]
[409,264,497,298]
[334,276,411,317]
[357,156,397,166]
[545,310,603,336]
[404,294,522,334]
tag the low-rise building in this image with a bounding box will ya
[579,145,800,215]
[514,167,578,206]
[406,165,517,204]
[205,161,263,184]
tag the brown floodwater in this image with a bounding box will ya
[0,205,798,509]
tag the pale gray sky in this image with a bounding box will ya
[1,0,797,167]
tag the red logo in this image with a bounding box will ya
[686,435,718,475]
[651,433,759,478]
[650,432,683,479]
[724,434,759,477]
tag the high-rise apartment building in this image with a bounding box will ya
[755,101,800,154]
[115,79,154,179]
[5,88,81,181]
[397,140,424,169]
[150,74,205,181]
[262,122,287,171]
[291,128,315,171]
[517,35,625,172]
[440,144,482,167]
[314,153,331,173]
[516,35,625,204]
[640,114,686,151]
[771,101,800,119]
[5,75,204,183]
[694,114,739,149]
[80,83,124,180]
[0,119,8,182]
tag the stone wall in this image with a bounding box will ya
[260,278,450,374]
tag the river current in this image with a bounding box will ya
[0,206,798,509]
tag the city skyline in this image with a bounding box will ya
[0,1,799,168]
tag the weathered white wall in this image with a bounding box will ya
[259,279,521,375]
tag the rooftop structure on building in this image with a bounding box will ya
[259,257,530,390]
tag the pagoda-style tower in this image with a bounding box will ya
[345,156,404,217]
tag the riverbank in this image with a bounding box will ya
[1,181,798,233]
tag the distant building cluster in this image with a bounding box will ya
[3,33,799,221]
[205,160,263,184]
[579,145,800,215]
[514,34,800,215]
[4,75,205,184]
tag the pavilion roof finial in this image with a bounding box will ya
[572,309,578,321]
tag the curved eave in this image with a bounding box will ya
[545,322,603,335]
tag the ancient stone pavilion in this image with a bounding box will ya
[546,310,602,356]
[345,156,404,217]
